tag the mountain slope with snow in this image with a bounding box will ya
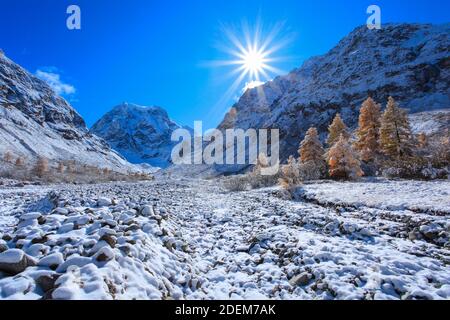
[409,109,450,137]
[91,103,186,168]
[218,23,450,162]
[0,53,135,172]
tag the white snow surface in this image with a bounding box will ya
[0,178,449,300]
[301,179,450,213]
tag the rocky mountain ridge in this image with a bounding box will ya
[218,23,450,162]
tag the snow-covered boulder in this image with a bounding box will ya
[38,252,65,269]
[97,197,112,207]
[95,246,115,262]
[140,204,155,217]
[56,256,92,273]
[0,249,37,275]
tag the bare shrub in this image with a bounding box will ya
[380,132,449,180]
[429,135,450,168]
[223,175,249,192]
[279,156,302,190]
[248,173,279,189]
[298,160,327,181]
[66,160,76,173]
[381,157,448,180]
[248,153,280,189]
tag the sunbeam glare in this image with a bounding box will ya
[202,20,293,122]
[210,20,292,85]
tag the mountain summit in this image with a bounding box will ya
[0,53,133,172]
[218,23,450,161]
[91,103,185,168]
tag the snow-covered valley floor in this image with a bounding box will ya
[0,178,449,300]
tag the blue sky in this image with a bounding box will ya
[1,0,449,129]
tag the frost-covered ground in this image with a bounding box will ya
[301,179,450,213]
[0,178,449,300]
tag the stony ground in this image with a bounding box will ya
[0,178,449,300]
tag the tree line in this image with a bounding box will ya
[1,153,152,183]
[277,96,449,189]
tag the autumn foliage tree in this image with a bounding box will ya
[34,156,49,178]
[327,134,363,180]
[354,97,382,162]
[299,128,325,163]
[298,127,326,179]
[15,157,25,167]
[57,162,65,174]
[327,113,350,147]
[379,97,414,160]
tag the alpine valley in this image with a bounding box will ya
[0,22,449,301]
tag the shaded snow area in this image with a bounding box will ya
[0,178,449,300]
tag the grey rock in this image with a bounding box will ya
[99,234,117,248]
[289,273,311,287]
[0,243,8,253]
[0,249,37,275]
[36,274,61,293]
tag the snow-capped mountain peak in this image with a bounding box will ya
[91,103,185,168]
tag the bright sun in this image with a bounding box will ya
[241,46,267,78]
[204,20,291,115]
[212,20,290,88]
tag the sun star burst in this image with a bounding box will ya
[240,45,267,78]
[210,20,290,85]
[203,20,292,120]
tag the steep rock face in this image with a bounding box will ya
[0,53,134,172]
[91,103,185,168]
[218,23,450,161]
